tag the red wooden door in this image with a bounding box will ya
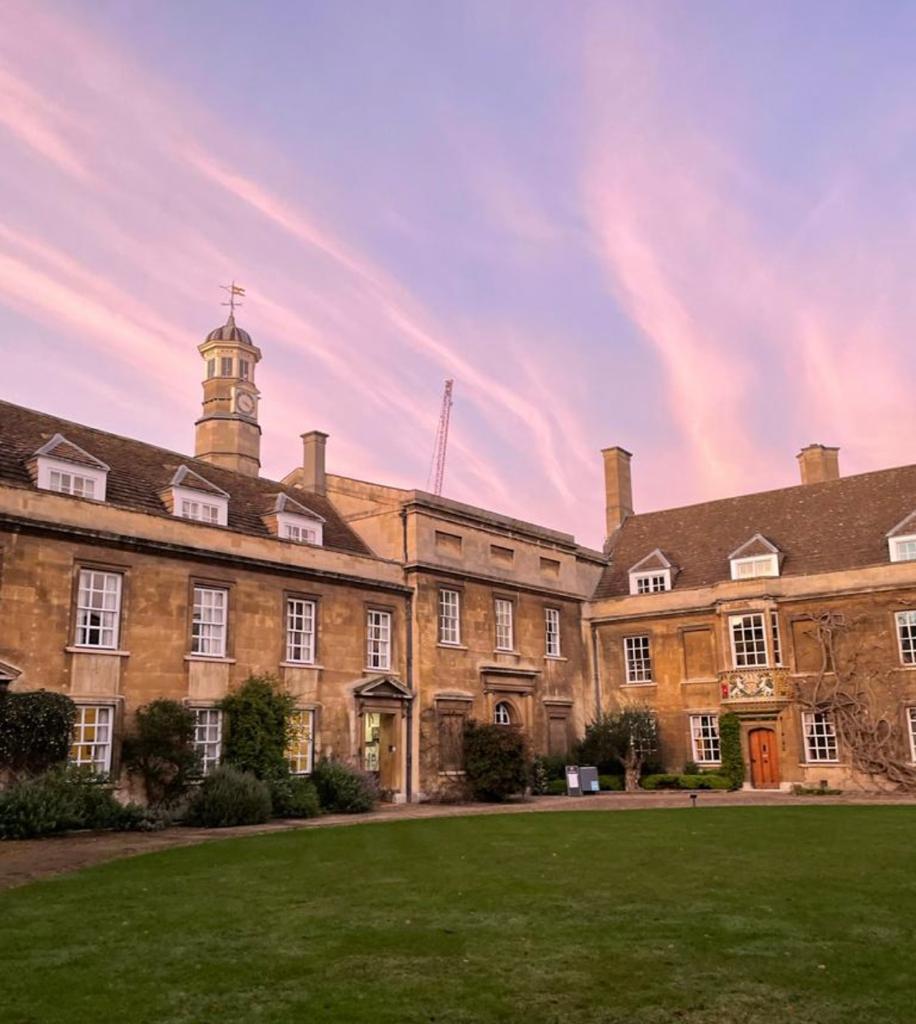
[748,728,779,788]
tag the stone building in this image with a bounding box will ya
[281,462,604,797]
[589,445,916,789]
[0,311,601,801]
[3,307,916,796]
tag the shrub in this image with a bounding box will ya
[0,690,76,778]
[530,756,549,795]
[641,772,730,791]
[0,767,152,839]
[311,759,378,813]
[462,721,529,802]
[545,777,567,795]
[269,775,321,818]
[185,765,272,828]
[220,676,295,781]
[683,760,700,775]
[718,713,745,790]
[538,754,571,781]
[574,708,659,789]
[122,699,202,807]
[598,774,624,791]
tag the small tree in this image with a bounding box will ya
[462,720,529,802]
[614,707,658,791]
[576,706,658,791]
[718,713,745,790]
[0,691,76,780]
[122,700,202,806]
[220,675,295,781]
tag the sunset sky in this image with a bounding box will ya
[3,1,916,547]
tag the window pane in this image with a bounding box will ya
[286,598,316,663]
[286,710,314,774]
[75,570,121,649]
[730,614,768,668]
[439,590,460,645]
[690,714,720,763]
[192,587,227,656]
[495,599,513,651]
[193,708,222,774]
[366,610,391,669]
[897,611,916,665]
[69,705,113,773]
[545,607,561,657]
[803,712,838,762]
[625,635,652,683]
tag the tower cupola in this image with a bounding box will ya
[194,284,263,477]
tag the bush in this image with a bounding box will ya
[598,774,624,791]
[311,759,378,813]
[185,765,272,828]
[538,754,571,781]
[269,775,321,818]
[220,676,295,781]
[122,699,202,806]
[0,767,152,839]
[719,714,745,790]
[0,691,76,778]
[641,772,730,791]
[462,721,529,802]
[545,777,568,795]
[683,760,700,775]
[530,756,549,795]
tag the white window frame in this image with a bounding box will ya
[192,707,222,775]
[172,485,228,526]
[38,456,107,502]
[70,704,114,773]
[624,635,653,684]
[495,598,514,652]
[896,611,916,666]
[545,607,561,657]
[278,512,323,546]
[770,610,783,667]
[191,586,228,657]
[889,535,916,563]
[689,714,721,764]
[438,589,461,645]
[286,597,316,664]
[494,701,513,726]
[74,569,122,649]
[630,570,671,595]
[729,613,769,668]
[907,707,916,763]
[802,711,838,763]
[730,554,779,580]
[287,709,315,774]
[366,609,392,671]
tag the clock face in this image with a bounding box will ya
[235,391,256,416]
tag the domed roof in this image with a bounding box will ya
[205,313,253,346]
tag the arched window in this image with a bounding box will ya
[494,701,513,726]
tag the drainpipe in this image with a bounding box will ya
[401,507,414,802]
[591,621,602,719]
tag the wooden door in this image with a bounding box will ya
[378,713,400,793]
[748,728,779,788]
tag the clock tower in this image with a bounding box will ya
[194,303,263,478]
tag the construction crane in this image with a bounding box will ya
[427,379,454,496]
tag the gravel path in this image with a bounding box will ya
[2,789,913,892]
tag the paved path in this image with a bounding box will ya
[2,790,914,892]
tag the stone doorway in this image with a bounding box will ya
[748,727,780,788]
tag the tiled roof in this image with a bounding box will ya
[0,400,371,556]
[594,466,916,599]
[33,434,109,470]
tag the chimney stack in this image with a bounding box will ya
[301,431,328,495]
[797,444,840,485]
[602,446,634,537]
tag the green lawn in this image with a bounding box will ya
[2,807,915,1024]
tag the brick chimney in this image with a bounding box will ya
[602,446,633,537]
[300,431,328,495]
[797,444,840,485]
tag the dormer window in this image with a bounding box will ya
[628,550,675,595]
[887,513,916,563]
[634,572,669,594]
[729,534,781,581]
[263,493,325,546]
[164,466,229,527]
[32,434,109,502]
[891,536,916,563]
[181,499,222,524]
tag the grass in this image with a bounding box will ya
[2,807,916,1023]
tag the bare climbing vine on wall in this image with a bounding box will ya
[795,610,916,791]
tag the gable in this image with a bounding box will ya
[628,548,672,573]
[729,534,780,560]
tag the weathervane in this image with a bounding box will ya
[220,280,246,316]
